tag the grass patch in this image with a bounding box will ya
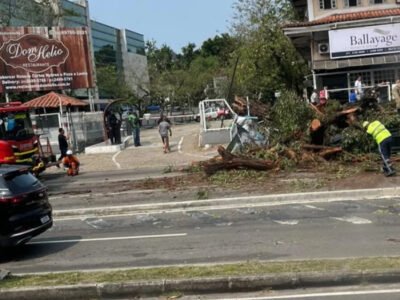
[288,178,326,192]
[196,189,209,200]
[208,170,269,186]
[2,257,400,289]
[163,165,175,174]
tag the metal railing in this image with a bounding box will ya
[325,84,392,103]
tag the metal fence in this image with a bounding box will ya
[31,112,105,153]
[325,84,392,103]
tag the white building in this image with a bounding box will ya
[284,0,400,100]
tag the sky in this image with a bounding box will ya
[87,0,236,53]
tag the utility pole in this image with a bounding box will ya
[84,0,99,112]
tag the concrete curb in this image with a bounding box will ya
[2,270,400,300]
[52,186,400,218]
[84,136,131,154]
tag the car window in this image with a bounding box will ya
[5,172,43,194]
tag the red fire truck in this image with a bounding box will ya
[0,102,54,174]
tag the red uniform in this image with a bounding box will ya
[63,155,80,176]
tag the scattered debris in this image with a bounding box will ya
[0,269,10,281]
[202,146,275,176]
[200,88,400,175]
[233,96,270,119]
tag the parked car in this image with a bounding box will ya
[194,107,219,122]
[0,165,52,247]
[146,105,161,112]
[217,107,231,119]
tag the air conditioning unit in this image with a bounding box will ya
[318,43,330,54]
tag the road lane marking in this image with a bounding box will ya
[218,288,400,299]
[273,220,299,225]
[304,205,325,211]
[112,151,121,169]
[332,216,372,224]
[84,218,111,229]
[178,136,184,153]
[27,233,187,245]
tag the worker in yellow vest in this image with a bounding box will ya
[363,120,395,177]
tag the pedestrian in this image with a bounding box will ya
[157,112,170,125]
[363,120,395,177]
[158,116,172,153]
[319,86,328,105]
[354,76,363,101]
[115,117,122,144]
[310,89,319,105]
[392,79,400,114]
[107,112,117,144]
[349,90,357,103]
[63,149,80,176]
[58,128,68,163]
[128,111,141,147]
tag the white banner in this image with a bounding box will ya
[329,23,400,59]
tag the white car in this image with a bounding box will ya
[195,107,218,122]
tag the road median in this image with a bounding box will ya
[2,257,400,299]
[53,186,400,219]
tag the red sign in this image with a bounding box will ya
[0,35,69,73]
[0,27,94,93]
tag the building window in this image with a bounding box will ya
[350,72,372,87]
[370,0,384,3]
[344,0,361,6]
[320,0,336,9]
[374,70,395,85]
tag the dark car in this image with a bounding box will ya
[0,165,52,247]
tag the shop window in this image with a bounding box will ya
[350,72,372,87]
[320,0,336,9]
[374,70,395,85]
[344,0,361,6]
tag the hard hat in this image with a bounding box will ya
[66,150,73,155]
[362,121,369,128]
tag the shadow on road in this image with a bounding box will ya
[0,236,80,263]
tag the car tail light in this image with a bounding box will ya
[0,196,23,205]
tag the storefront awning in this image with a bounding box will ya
[22,92,88,108]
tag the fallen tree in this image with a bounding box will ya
[200,88,400,175]
[202,146,276,175]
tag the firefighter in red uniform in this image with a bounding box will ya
[63,150,80,176]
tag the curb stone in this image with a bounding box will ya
[52,186,400,218]
[2,270,400,300]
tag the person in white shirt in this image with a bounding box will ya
[310,89,319,105]
[354,76,363,100]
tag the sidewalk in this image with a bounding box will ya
[47,123,217,173]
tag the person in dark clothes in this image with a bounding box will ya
[107,112,118,144]
[58,128,68,162]
[114,117,122,144]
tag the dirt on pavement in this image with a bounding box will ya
[51,160,400,198]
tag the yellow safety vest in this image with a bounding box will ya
[366,120,391,144]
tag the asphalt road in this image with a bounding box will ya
[2,186,400,274]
